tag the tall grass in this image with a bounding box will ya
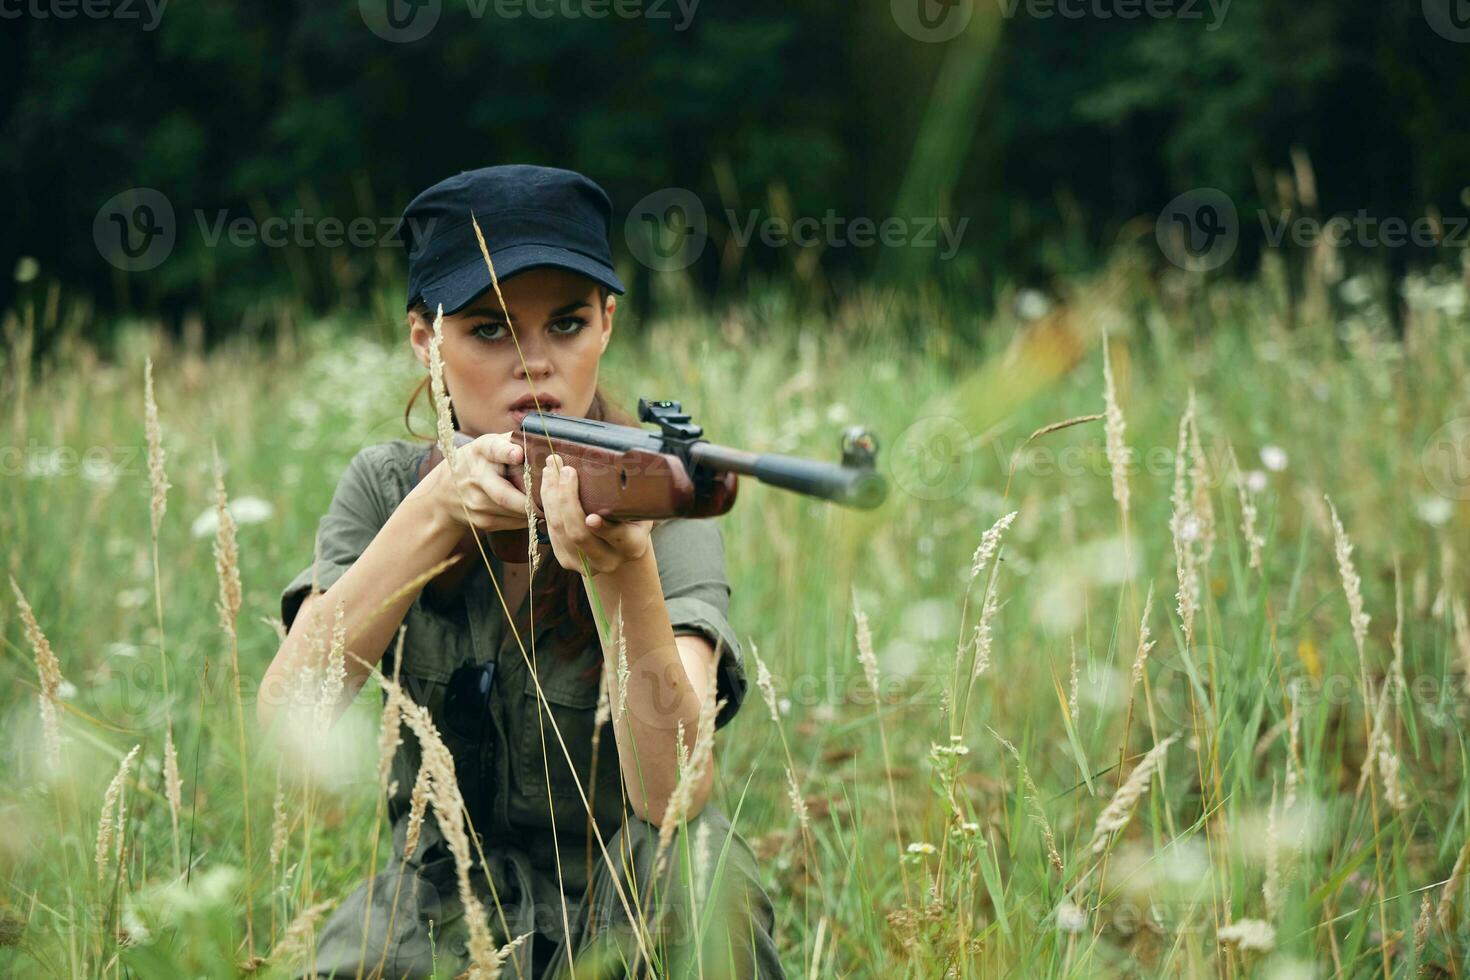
[2,256,1469,977]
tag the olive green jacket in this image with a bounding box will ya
[279,439,749,896]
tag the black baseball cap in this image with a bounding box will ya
[396,164,626,316]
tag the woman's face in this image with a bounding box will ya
[409,266,615,437]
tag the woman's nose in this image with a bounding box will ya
[514,349,552,380]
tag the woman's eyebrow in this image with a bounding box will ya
[464,299,591,322]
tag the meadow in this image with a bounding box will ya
[3,252,1469,977]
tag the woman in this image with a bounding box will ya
[259,164,785,979]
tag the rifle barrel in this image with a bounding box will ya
[520,412,887,510]
[691,442,887,509]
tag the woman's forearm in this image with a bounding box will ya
[258,486,463,732]
[587,547,712,825]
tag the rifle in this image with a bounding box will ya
[416,397,887,564]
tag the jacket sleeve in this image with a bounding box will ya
[649,517,747,730]
[279,447,393,632]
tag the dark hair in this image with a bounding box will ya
[401,288,639,674]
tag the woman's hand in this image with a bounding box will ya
[414,432,533,536]
[541,453,653,576]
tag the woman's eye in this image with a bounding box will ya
[471,318,584,341]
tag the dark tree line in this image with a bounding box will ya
[3,0,1467,342]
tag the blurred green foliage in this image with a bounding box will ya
[2,0,1468,338]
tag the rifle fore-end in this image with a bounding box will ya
[416,430,738,565]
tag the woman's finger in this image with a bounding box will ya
[469,431,524,467]
[545,459,621,570]
[471,456,529,515]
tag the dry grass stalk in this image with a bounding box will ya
[1168,409,1199,647]
[287,601,331,716]
[989,727,1063,874]
[655,674,723,878]
[212,445,255,952]
[523,455,541,578]
[785,770,811,833]
[96,744,142,884]
[313,599,348,734]
[270,900,333,967]
[967,512,1018,680]
[1130,583,1156,687]
[1414,892,1432,960]
[10,576,65,771]
[212,446,241,635]
[968,511,1018,586]
[1263,783,1282,920]
[1185,390,1216,563]
[1437,836,1470,931]
[1101,336,1130,520]
[1374,567,1410,812]
[1285,702,1301,811]
[377,627,407,793]
[1226,443,1265,571]
[144,356,170,539]
[379,676,499,976]
[163,724,183,866]
[1087,732,1179,854]
[749,643,812,839]
[1326,496,1371,666]
[428,302,457,472]
[615,599,630,722]
[403,765,432,858]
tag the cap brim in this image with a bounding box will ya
[418,243,626,315]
